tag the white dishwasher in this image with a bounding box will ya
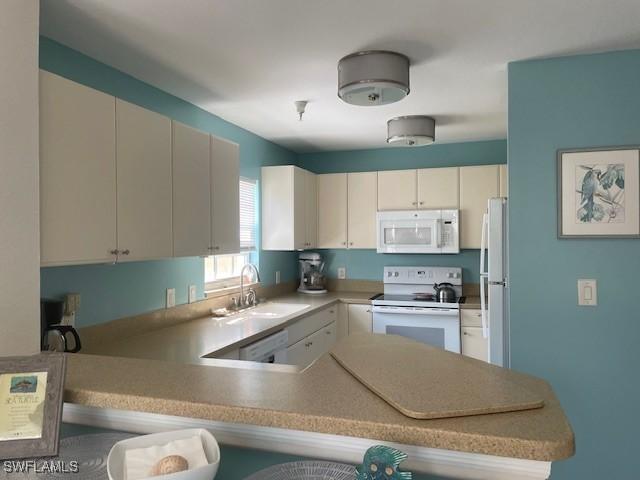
[239,330,288,364]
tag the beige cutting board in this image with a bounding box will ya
[330,334,544,420]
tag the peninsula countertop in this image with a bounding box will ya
[63,341,574,462]
[83,291,377,364]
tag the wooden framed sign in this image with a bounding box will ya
[0,354,66,459]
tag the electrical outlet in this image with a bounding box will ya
[338,267,346,280]
[275,271,281,284]
[188,285,197,304]
[166,288,176,308]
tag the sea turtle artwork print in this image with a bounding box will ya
[356,445,412,480]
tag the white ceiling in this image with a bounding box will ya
[40,0,640,153]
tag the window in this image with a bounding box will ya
[205,178,258,291]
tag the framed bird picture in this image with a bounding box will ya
[558,147,640,238]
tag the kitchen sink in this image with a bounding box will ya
[212,302,310,321]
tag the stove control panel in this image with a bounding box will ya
[383,266,462,285]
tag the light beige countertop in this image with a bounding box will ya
[460,295,485,309]
[84,292,376,364]
[64,340,574,462]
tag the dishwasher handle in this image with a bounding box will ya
[371,306,459,316]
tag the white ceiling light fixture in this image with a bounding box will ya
[294,100,308,121]
[387,115,436,146]
[338,50,410,106]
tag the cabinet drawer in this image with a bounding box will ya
[461,309,484,327]
[461,326,488,362]
[286,320,336,368]
[286,305,337,346]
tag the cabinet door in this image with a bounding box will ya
[499,164,508,197]
[377,169,417,210]
[286,325,330,368]
[320,320,337,353]
[211,136,240,255]
[317,173,348,248]
[348,304,373,334]
[293,167,307,250]
[336,303,349,340]
[461,326,488,362]
[417,167,459,209]
[172,121,211,257]
[459,165,500,249]
[116,99,173,261]
[40,71,117,266]
[261,166,295,250]
[348,172,377,248]
[304,170,318,248]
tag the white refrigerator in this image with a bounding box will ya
[480,197,509,367]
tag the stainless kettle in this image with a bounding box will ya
[433,283,457,303]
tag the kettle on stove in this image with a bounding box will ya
[433,283,457,303]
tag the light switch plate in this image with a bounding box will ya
[578,279,597,306]
[166,288,176,308]
[337,267,346,280]
[188,285,197,304]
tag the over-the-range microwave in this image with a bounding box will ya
[376,210,460,254]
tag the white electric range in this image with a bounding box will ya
[371,266,463,353]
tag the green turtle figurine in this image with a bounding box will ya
[356,445,412,480]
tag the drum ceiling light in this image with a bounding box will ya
[338,50,410,106]
[387,116,436,146]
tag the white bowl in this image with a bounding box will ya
[107,428,220,480]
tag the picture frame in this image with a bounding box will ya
[557,146,640,238]
[0,353,66,459]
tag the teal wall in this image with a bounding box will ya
[508,50,640,479]
[39,37,298,327]
[297,140,507,283]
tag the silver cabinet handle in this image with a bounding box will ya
[325,330,331,335]
[109,249,119,255]
[341,241,347,246]
[366,309,371,313]
[121,249,130,255]
[463,331,469,336]
[329,310,335,314]
[349,242,354,246]
[412,201,418,205]
[419,201,424,205]
[305,341,313,347]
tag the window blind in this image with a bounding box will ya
[239,177,257,250]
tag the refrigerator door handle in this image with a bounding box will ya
[480,274,488,339]
[480,213,488,276]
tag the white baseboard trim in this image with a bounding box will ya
[63,403,551,480]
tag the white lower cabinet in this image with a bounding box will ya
[347,304,373,334]
[461,309,488,362]
[461,327,488,362]
[286,320,336,368]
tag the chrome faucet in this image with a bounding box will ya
[239,263,261,307]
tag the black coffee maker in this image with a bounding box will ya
[40,298,82,352]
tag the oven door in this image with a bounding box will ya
[372,305,461,353]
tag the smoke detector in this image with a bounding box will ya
[387,116,435,146]
[338,50,410,106]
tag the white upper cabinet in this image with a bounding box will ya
[459,165,500,249]
[417,167,459,209]
[318,173,348,248]
[377,169,417,210]
[116,99,173,262]
[172,121,211,258]
[261,165,316,251]
[499,164,509,197]
[211,136,240,255]
[304,170,318,249]
[40,71,117,266]
[347,172,377,248]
